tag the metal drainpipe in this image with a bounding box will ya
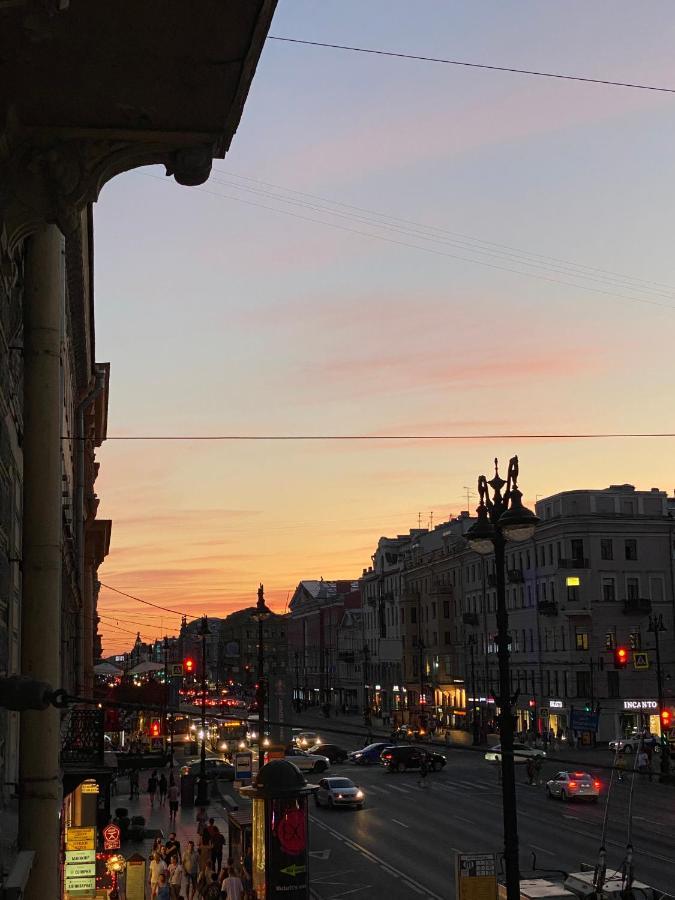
[75,367,106,695]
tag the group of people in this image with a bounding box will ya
[146,769,180,823]
[147,819,251,900]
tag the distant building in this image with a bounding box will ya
[287,579,360,708]
[217,607,288,686]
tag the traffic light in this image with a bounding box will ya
[150,719,161,737]
[661,709,671,729]
[184,657,195,675]
[614,647,629,669]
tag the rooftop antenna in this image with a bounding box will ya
[463,486,474,512]
[418,512,422,528]
[429,511,434,529]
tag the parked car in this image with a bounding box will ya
[284,747,330,773]
[484,743,545,764]
[309,742,348,764]
[314,777,365,809]
[608,732,667,754]
[380,746,446,772]
[348,742,393,766]
[180,757,235,781]
[546,771,600,802]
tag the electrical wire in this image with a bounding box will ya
[210,170,675,302]
[98,582,195,618]
[99,432,675,440]
[267,36,675,94]
[141,173,675,312]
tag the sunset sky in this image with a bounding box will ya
[94,1,675,655]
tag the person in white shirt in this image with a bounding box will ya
[167,855,183,900]
[221,866,244,900]
[149,852,167,898]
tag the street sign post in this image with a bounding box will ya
[570,708,599,733]
[235,750,253,781]
[633,652,650,670]
[455,851,498,900]
[64,827,96,895]
[125,853,146,900]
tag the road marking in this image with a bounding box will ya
[530,845,554,856]
[309,849,331,860]
[310,815,443,899]
[452,815,474,824]
[387,784,411,794]
[391,818,409,828]
[331,888,373,898]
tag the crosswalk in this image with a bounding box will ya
[366,777,494,795]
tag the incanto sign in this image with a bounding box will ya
[623,699,657,711]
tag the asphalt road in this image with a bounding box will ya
[306,742,675,900]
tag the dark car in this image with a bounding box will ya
[310,743,348,764]
[180,758,235,781]
[348,743,393,766]
[380,746,446,772]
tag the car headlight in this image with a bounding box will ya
[336,794,343,799]
[354,753,362,758]
[355,790,364,799]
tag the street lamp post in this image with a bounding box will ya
[252,584,272,771]
[163,636,174,771]
[195,616,211,807]
[648,613,670,780]
[466,456,539,900]
[363,644,371,732]
[467,635,480,745]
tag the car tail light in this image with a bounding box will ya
[383,753,392,759]
[594,781,601,789]
[568,781,578,789]
[573,772,585,777]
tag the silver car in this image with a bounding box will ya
[314,776,364,809]
[546,771,600,802]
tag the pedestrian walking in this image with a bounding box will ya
[167,779,180,826]
[182,841,199,900]
[210,825,225,875]
[149,852,167,899]
[195,806,207,837]
[198,830,212,876]
[221,866,244,900]
[159,772,168,806]
[417,755,429,788]
[615,752,626,783]
[148,770,159,809]
[202,872,221,900]
[242,845,252,896]
[526,758,535,786]
[164,833,181,863]
[155,872,171,900]
[167,856,183,900]
[533,755,543,786]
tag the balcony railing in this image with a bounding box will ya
[622,597,652,615]
[559,557,590,569]
[537,600,558,616]
[61,708,104,768]
[507,569,524,584]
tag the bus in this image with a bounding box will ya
[212,719,247,757]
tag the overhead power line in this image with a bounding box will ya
[268,35,675,94]
[98,582,194,618]
[100,432,675,441]
[141,173,675,312]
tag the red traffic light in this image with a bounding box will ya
[150,719,160,737]
[184,657,195,674]
[661,709,672,728]
[614,647,629,669]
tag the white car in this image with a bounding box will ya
[546,771,600,802]
[284,746,330,774]
[484,742,546,765]
[314,776,364,809]
[293,731,320,749]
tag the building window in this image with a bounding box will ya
[576,670,592,697]
[547,544,553,565]
[571,539,584,561]
[626,577,640,600]
[444,631,451,644]
[607,670,620,698]
[443,600,450,618]
[431,602,437,619]
[561,629,565,651]
[601,577,616,603]
[575,630,589,651]
[625,539,638,561]
[629,630,641,650]
[605,630,616,650]
[600,539,613,560]
[410,608,417,624]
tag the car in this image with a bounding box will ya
[309,742,348,764]
[284,747,330,773]
[293,731,320,749]
[380,746,447,772]
[608,734,662,754]
[546,771,600,802]
[314,776,365,809]
[180,757,235,781]
[348,742,393,766]
[484,743,546,765]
